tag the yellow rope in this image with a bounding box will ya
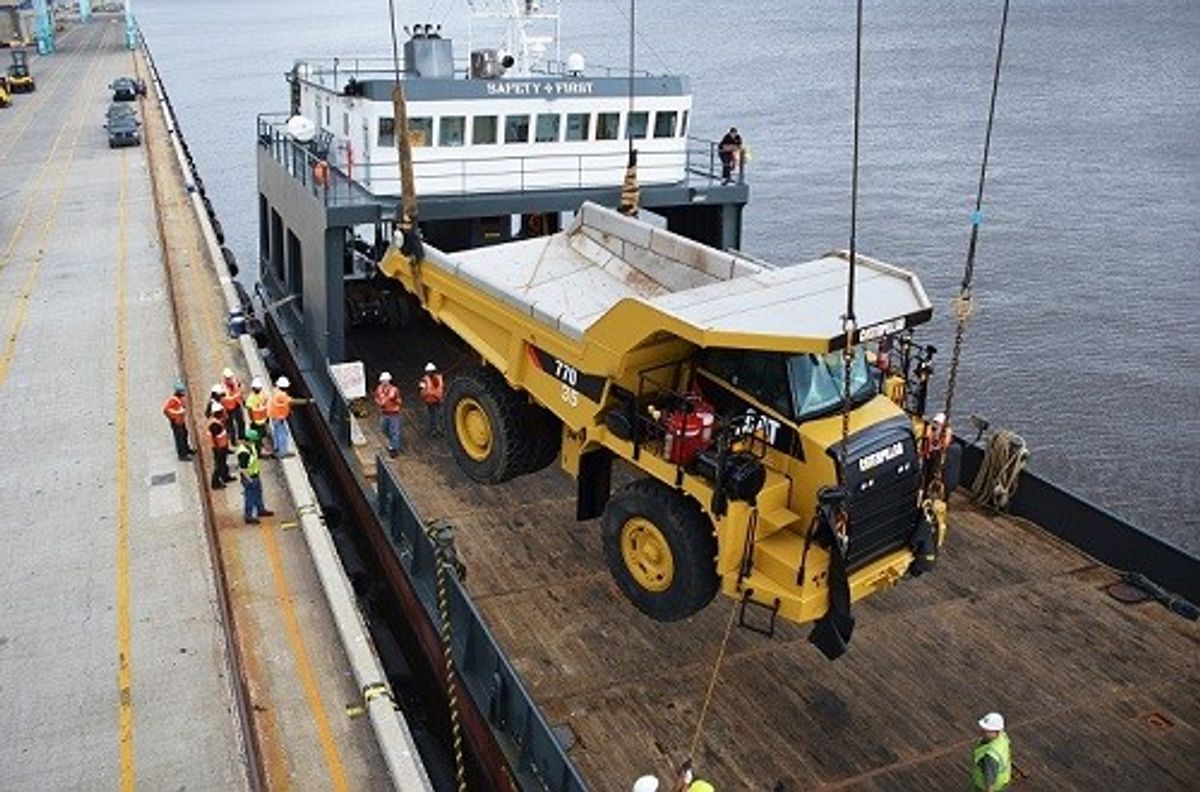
[688,598,740,762]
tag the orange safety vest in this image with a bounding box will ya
[222,377,243,407]
[246,391,269,423]
[419,373,444,404]
[921,425,953,459]
[268,390,291,421]
[208,416,230,449]
[374,383,402,414]
[163,394,187,425]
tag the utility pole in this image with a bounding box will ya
[124,0,137,50]
[32,0,54,55]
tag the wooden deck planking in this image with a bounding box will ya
[347,324,1199,790]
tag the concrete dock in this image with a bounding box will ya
[0,19,422,790]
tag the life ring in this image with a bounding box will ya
[312,160,330,187]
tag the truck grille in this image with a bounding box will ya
[836,418,921,569]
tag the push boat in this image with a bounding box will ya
[248,3,1200,789]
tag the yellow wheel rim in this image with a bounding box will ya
[454,397,493,462]
[620,517,674,593]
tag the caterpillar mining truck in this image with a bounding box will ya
[379,202,946,658]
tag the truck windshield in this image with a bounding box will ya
[788,349,873,421]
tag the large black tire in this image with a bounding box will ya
[602,479,719,622]
[521,402,561,475]
[445,366,531,484]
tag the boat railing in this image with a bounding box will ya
[295,56,667,87]
[258,113,745,208]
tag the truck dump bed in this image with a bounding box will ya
[351,322,1199,790]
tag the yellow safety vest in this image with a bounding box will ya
[972,732,1011,790]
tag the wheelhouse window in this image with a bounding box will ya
[626,111,649,139]
[505,114,531,143]
[473,115,498,144]
[654,110,678,138]
[535,113,561,143]
[565,112,590,141]
[440,115,465,147]
[596,112,621,140]
[378,116,395,147]
[408,117,433,147]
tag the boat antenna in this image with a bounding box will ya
[929,0,1012,502]
[388,0,424,268]
[618,0,640,216]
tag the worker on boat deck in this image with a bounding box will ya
[162,382,195,461]
[374,371,404,457]
[920,411,953,490]
[972,712,1012,791]
[245,377,270,456]
[220,367,246,441]
[206,403,235,490]
[718,126,743,183]
[268,376,304,458]
[236,429,274,525]
[418,361,445,436]
[670,760,715,792]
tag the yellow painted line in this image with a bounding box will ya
[0,26,109,388]
[136,69,291,789]
[0,26,107,278]
[0,22,104,164]
[115,147,135,792]
[258,520,349,791]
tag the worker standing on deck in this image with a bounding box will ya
[718,126,743,183]
[374,371,404,457]
[206,403,235,489]
[162,382,195,461]
[236,429,274,525]
[245,377,271,456]
[220,367,246,441]
[418,361,444,436]
[268,376,299,458]
[972,712,1012,791]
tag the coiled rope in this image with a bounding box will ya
[970,429,1028,511]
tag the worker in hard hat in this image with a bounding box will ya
[245,377,271,456]
[236,428,275,525]
[418,361,445,436]
[972,712,1011,791]
[633,775,660,792]
[374,371,404,457]
[268,376,308,458]
[206,402,234,489]
[221,367,246,441]
[162,381,195,461]
[204,383,226,422]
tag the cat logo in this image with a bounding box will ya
[738,410,781,445]
[858,441,904,473]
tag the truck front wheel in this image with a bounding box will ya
[602,479,719,621]
[445,366,530,484]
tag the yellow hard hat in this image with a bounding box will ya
[688,782,715,792]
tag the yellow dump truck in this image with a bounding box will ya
[380,202,946,656]
[0,75,10,107]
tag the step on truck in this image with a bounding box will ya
[379,201,947,657]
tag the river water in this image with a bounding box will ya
[135,0,1199,553]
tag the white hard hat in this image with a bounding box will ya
[210,401,225,413]
[250,377,263,389]
[222,367,234,379]
[632,776,660,792]
[211,383,226,396]
[276,376,290,388]
[424,362,437,373]
[978,712,1005,731]
[932,412,946,425]
[379,371,393,382]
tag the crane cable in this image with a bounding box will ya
[618,0,640,216]
[929,0,1012,502]
[837,0,866,547]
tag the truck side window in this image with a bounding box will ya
[700,350,792,416]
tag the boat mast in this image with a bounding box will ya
[467,0,561,75]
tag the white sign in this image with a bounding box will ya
[485,80,595,97]
[329,360,367,400]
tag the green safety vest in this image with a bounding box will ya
[972,732,1011,790]
[238,442,260,478]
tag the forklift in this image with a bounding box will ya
[8,50,35,93]
[0,75,11,108]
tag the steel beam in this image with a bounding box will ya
[33,0,53,54]
[80,0,92,24]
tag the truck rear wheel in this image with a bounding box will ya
[602,479,719,621]
[521,403,561,475]
[446,366,530,484]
